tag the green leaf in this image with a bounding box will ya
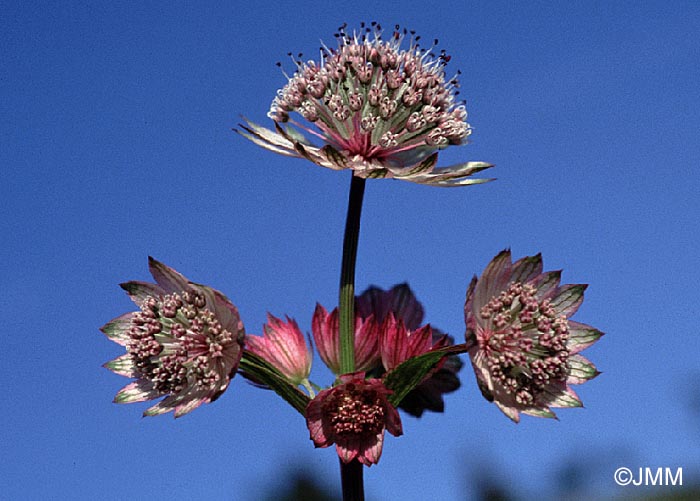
[383,350,448,407]
[238,351,310,416]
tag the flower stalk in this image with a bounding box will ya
[341,460,364,501]
[338,174,366,374]
[338,174,367,500]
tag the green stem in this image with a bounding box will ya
[340,459,364,501]
[338,174,366,375]
[337,174,367,501]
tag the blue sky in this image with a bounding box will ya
[2,2,699,499]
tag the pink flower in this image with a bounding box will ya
[311,304,380,374]
[245,314,312,385]
[238,23,493,187]
[464,250,603,422]
[101,257,245,418]
[306,373,402,466]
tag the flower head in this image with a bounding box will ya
[464,250,603,422]
[245,314,312,385]
[238,23,493,187]
[311,304,379,374]
[101,257,245,418]
[306,372,402,466]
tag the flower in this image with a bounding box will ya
[237,23,493,187]
[464,250,604,422]
[311,304,380,374]
[245,314,312,385]
[306,372,402,466]
[101,257,245,418]
[356,283,463,417]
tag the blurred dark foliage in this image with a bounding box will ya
[262,377,700,501]
[261,469,338,501]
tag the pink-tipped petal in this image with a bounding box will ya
[379,314,435,372]
[336,441,360,464]
[546,386,583,409]
[115,381,159,404]
[147,257,191,295]
[119,280,166,304]
[379,314,404,372]
[510,254,543,284]
[312,304,340,374]
[353,315,380,372]
[100,312,135,346]
[474,249,512,310]
[530,270,563,301]
[550,284,587,316]
[567,354,600,384]
[103,354,137,377]
[567,320,605,354]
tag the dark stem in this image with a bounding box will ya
[338,174,366,375]
[340,459,365,501]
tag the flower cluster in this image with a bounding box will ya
[306,373,402,466]
[101,23,604,481]
[313,285,460,397]
[465,250,603,422]
[101,258,245,418]
[354,284,462,417]
[238,23,493,186]
[246,283,460,464]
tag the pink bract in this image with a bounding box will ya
[245,314,312,385]
[464,250,604,422]
[379,312,443,372]
[101,257,245,418]
[306,373,402,466]
[312,304,380,374]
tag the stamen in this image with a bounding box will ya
[476,281,571,405]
